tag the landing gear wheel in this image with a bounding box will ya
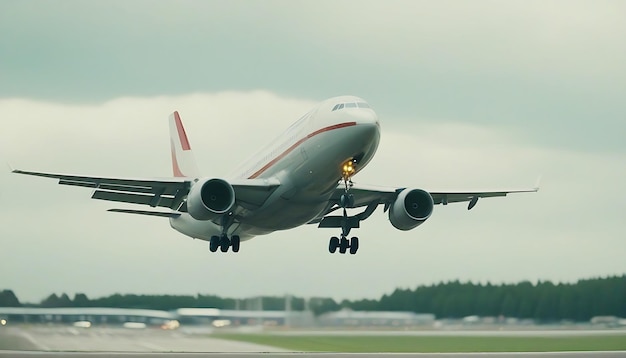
[340,194,354,208]
[339,236,349,254]
[231,235,240,253]
[349,237,359,255]
[209,236,219,252]
[220,235,230,252]
[329,237,339,253]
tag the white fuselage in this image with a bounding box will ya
[169,96,380,241]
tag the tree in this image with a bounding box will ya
[73,293,90,307]
[0,290,20,307]
[309,297,339,316]
[40,293,60,307]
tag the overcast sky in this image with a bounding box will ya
[1,1,624,304]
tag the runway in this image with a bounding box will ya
[2,352,626,357]
[0,326,287,352]
[1,325,625,357]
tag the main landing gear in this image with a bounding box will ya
[209,213,240,253]
[209,234,240,253]
[329,235,359,254]
[328,159,359,255]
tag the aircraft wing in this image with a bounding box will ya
[13,169,282,214]
[326,181,539,213]
[13,169,192,211]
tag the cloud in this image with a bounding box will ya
[1,92,624,303]
[301,1,626,79]
[2,1,624,155]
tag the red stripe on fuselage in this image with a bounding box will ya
[248,122,357,179]
[174,111,191,151]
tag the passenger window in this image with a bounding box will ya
[345,103,357,108]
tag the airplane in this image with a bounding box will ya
[12,95,538,255]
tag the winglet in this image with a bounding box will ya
[534,175,542,192]
[168,111,200,178]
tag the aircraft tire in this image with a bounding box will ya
[209,236,220,252]
[231,235,241,253]
[329,237,339,253]
[349,237,359,255]
[339,236,349,254]
[220,236,230,252]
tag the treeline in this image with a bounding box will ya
[2,275,624,322]
[25,292,308,312]
[344,275,626,322]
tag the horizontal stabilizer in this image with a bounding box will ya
[108,209,181,218]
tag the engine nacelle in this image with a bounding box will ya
[186,178,235,221]
[389,189,434,231]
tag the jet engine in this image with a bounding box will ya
[389,189,434,230]
[186,178,235,221]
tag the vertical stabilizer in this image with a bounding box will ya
[169,111,200,178]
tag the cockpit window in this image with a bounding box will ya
[332,102,369,111]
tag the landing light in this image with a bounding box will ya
[341,159,356,179]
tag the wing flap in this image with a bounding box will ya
[14,169,190,210]
[59,179,98,188]
[96,184,154,194]
[430,192,506,205]
[430,188,538,205]
[92,190,153,205]
[107,208,181,218]
[91,190,179,209]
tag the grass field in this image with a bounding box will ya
[213,333,626,352]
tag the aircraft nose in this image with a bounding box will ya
[351,107,379,127]
[350,108,380,141]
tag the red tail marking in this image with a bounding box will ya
[174,111,191,151]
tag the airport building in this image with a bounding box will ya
[0,307,176,326]
[318,309,435,327]
[0,306,433,328]
[175,308,311,327]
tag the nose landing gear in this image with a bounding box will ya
[327,159,360,255]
